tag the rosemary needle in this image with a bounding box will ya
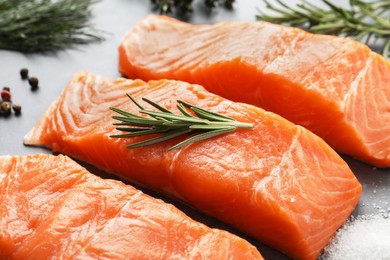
[110,95,253,151]
[0,0,104,53]
[256,0,390,58]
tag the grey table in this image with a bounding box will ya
[0,1,389,259]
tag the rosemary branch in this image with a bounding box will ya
[110,94,253,151]
[256,0,390,58]
[150,0,235,14]
[0,0,104,53]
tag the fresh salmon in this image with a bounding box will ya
[0,153,262,259]
[24,71,362,260]
[118,15,390,168]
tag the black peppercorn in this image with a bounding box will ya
[20,68,29,79]
[12,104,22,115]
[29,77,39,90]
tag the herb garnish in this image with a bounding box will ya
[0,0,104,53]
[256,0,390,58]
[151,0,235,14]
[110,94,253,150]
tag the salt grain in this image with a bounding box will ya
[321,214,390,260]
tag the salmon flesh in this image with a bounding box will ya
[24,71,362,260]
[118,15,390,168]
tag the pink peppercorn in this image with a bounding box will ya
[1,89,11,102]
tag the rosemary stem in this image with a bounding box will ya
[210,121,254,129]
[256,0,390,59]
[111,95,253,150]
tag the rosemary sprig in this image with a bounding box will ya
[0,0,104,53]
[110,94,253,151]
[150,0,235,15]
[256,0,390,58]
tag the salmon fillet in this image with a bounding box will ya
[118,15,390,168]
[24,71,362,260]
[0,153,262,259]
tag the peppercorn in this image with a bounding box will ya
[12,104,22,115]
[1,89,12,102]
[20,68,29,79]
[29,77,39,90]
[1,101,12,116]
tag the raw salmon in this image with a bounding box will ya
[118,15,390,168]
[0,153,262,259]
[24,71,362,260]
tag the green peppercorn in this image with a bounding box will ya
[20,68,29,79]
[29,77,39,90]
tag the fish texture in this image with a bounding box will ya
[24,71,362,260]
[0,153,262,259]
[118,15,390,168]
